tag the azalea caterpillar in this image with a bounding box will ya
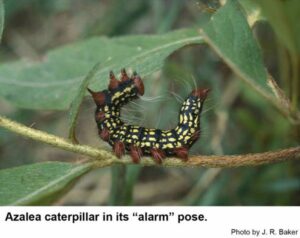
[88,69,209,164]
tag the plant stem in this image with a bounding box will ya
[0,115,116,161]
[1,115,300,168]
[114,146,300,168]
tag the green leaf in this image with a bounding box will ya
[0,28,203,110]
[68,61,102,143]
[0,162,92,205]
[0,0,4,42]
[109,165,126,205]
[253,0,300,53]
[124,165,141,205]
[202,0,270,96]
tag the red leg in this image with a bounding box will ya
[113,140,125,158]
[95,111,105,122]
[174,146,189,161]
[99,127,110,141]
[130,145,143,164]
[150,148,166,164]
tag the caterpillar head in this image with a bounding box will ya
[191,88,210,103]
[183,88,210,117]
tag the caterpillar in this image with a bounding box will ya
[88,69,209,164]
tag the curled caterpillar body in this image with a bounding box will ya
[88,69,209,163]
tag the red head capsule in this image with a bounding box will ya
[192,88,210,102]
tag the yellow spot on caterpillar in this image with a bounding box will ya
[145,142,151,147]
[183,115,188,123]
[177,127,182,134]
[194,118,199,124]
[179,114,183,123]
[123,86,133,94]
[163,143,174,149]
[112,92,121,101]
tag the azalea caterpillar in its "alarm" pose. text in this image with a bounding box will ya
[88,69,209,164]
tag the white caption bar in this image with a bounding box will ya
[0,207,299,238]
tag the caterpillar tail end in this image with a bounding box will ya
[87,88,106,106]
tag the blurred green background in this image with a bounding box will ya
[0,0,299,205]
